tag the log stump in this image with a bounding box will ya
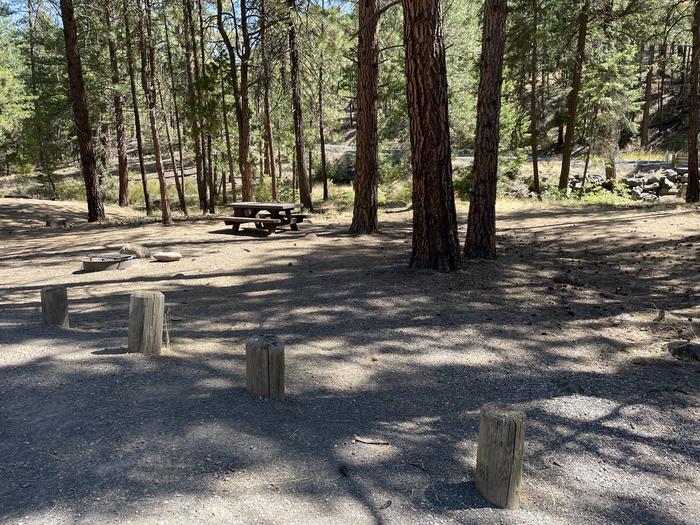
[246,336,285,400]
[40,286,69,328]
[128,291,165,355]
[475,403,526,509]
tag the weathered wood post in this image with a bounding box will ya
[475,403,526,509]
[40,286,69,328]
[246,336,285,400]
[128,291,165,355]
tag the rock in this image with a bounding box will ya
[643,182,660,193]
[680,173,689,184]
[631,186,644,199]
[640,193,659,202]
[664,169,680,183]
[659,178,677,196]
[622,177,644,188]
[120,243,152,259]
[644,173,662,184]
[45,217,67,227]
[667,340,700,361]
[153,251,182,262]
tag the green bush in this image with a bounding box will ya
[453,166,473,200]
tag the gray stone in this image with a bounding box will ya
[667,340,700,361]
[622,177,644,189]
[643,182,660,193]
[640,193,659,202]
[153,251,182,262]
[659,178,677,196]
[120,243,152,259]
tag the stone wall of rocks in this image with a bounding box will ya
[621,169,688,202]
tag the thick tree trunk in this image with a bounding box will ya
[287,0,313,210]
[529,0,540,196]
[105,9,129,207]
[139,0,172,225]
[123,0,152,215]
[558,0,589,191]
[59,0,105,222]
[350,0,380,234]
[216,0,254,202]
[465,0,507,260]
[403,0,460,271]
[688,0,700,203]
[318,0,329,202]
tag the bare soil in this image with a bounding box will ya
[0,197,699,524]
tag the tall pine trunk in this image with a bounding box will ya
[59,0,105,222]
[163,10,187,206]
[529,0,540,196]
[123,0,152,215]
[105,9,129,207]
[465,0,507,259]
[183,0,208,212]
[260,0,277,200]
[287,0,313,210]
[558,0,589,191]
[158,86,187,214]
[403,0,460,271]
[688,0,700,203]
[139,0,172,225]
[350,0,380,234]
[221,75,237,202]
[640,47,654,149]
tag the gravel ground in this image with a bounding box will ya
[1,197,699,525]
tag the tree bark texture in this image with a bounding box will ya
[402,0,460,271]
[350,0,380,234]
[60,0,105,222]
[465,0,507,260]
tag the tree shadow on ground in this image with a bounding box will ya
[1,206,699,523]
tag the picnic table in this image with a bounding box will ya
[219,202,308,235]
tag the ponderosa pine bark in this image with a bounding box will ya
[688,0,700,203]
[158,85,187,214]
[529,0,540,196]
[350,0,380,234]
[139,0,172,225]
[123,0,152,215]
[403,0,460,271]
[59,0,105,222]
[221,75,237,202]
[216,0,254,202]
[287,0,313,210]
[465,0,507,259]
[104,8,129,207]
[558,0,589,191]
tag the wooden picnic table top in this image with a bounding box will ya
[220,202,297,211]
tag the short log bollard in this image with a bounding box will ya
[246,336,285,401]
[40,286,69,328]
[128,291,165,355]
[475,403,526,509]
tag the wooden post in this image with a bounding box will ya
[245,336,285,400]
[475,403,526,509]
[128,291,164,355]
[40,286,69,328]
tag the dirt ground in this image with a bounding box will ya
[0,197,699,525]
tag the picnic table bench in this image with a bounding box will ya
[220,202,308,235]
